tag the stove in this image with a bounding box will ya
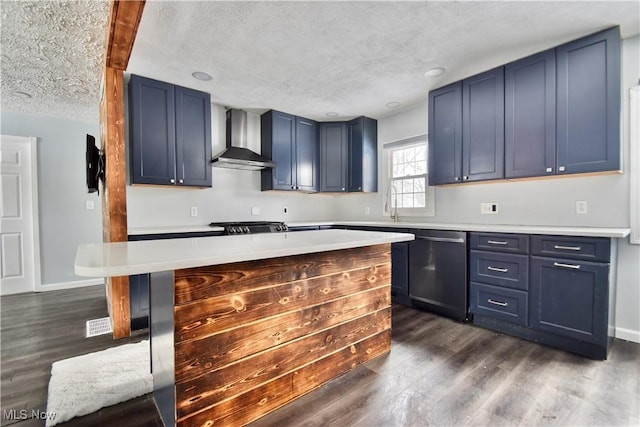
[209,221,289,235]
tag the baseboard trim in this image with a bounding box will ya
[615,327,640,343]
[37,279,104,292]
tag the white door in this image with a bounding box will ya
[0,135,40,295]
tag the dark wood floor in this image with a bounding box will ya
[2,286,639,427]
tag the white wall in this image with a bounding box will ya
[126,103,339,228]
[335,35,640,342]
[0,111,103,289]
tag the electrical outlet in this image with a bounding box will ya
[480,202,499,215]
[251,206,261,216]
[85,200,95,210]
[190,206,198,217]
[365,206,371,215]
[576,200,588,215]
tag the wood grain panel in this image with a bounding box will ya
[100,66,129,339]
[175,287,390,368]
[177,330,391,426]
[174,263,391,341]
[174,244,391,305]
[105,0,146,70]
[175,308,391,417]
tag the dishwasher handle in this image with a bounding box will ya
[415,235,466,244]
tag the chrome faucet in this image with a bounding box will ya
[385,184,399,222]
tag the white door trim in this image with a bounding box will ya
[1,134,41,293]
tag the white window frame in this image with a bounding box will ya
[382,134,435,218]
[630,86,639,244]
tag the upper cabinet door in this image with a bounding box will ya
[175,86,212,187]
[428,82,463,185]
[295,117,319,192]
[505,50,556,179]
[320,122,348,192]
[556,27,621,174]
[348,117,378,192]
[462,66,505,182]
[129,75,177,185]
[262,110,296,190]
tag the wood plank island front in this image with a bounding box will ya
[75,229,414,426]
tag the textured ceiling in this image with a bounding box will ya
[1,1,639,124]
[0,0,110,123]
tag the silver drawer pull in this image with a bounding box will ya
[487,266,509,273]
[554,245,582,251]
[487,240,508,245]
[554,262,581,270]
[488,299,508,307]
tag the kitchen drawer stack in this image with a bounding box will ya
[469,232,616,360]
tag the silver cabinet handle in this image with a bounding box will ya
[487,240,508,245]
[488,299,508,307]
[463,175,469,180]
[554,245,582,251]
[554,262,581,270]
[170,178,175,184]
[179,179,184,184]
[416,236,465,243]
[487,266,509,273]
[559,166,566,172]
[454,177,460,181]
[546,167,553,173]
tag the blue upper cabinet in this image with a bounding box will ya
[348,116,378,192]
[295,116,319,192]
[462,66,505,182]
[319,122,348,192]
[505,49,556,179]
[175,86,212,187]
[556,27,621,174]
[129,74,212,187]
[261,110,318,192]
[428,26,621,185]
[428,82,463,185]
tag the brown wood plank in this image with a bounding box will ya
[100,66,130,339]
[105,0,146,70]
[177,330,392,426]
[174,244,391,305]
[174,263,391,341]
[175,287,390,369]
[175,308,391,417]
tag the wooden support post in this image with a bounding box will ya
[99,0,146,339]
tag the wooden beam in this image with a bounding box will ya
[105,0,146,70]
[99,1,145,338]
[100,67,130,339]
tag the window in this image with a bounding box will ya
[383,134,435,217]
[390,145,427,208]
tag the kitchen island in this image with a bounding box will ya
[75,229,414,426]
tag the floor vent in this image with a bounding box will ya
[86,317,112,338]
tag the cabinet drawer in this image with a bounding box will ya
[470,233,529,254]
[470,282,528,326]
[469,251,528,290]
[530,235,610,262]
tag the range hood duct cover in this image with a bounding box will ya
[212,109,276,170]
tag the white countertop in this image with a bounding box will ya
[75,229,414,278]
[128,221,631,238]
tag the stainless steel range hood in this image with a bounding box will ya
[212,109,276,170]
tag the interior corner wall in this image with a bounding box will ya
[0,111,103,289]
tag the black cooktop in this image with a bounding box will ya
[209,221,288,235]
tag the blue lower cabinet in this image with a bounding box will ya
[391,242,410,300]
[470,282,528,326]
[530,256,609,344]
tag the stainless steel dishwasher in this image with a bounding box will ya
[409,229,469,321]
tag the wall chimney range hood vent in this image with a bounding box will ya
[212,109,276,171]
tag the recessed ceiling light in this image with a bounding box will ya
[13,91,32,98]
[326,112,339,117]
[386,101,401,109]
[192,71,212,81]
[425,67,446,78]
